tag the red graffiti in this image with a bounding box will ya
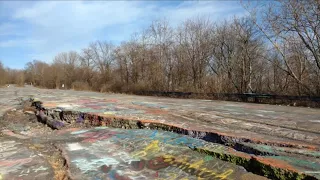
[114,172,132,180]
[81,131,116,143]
[0,158,32,167]
[101,165,112,173]
[146,157,170,170]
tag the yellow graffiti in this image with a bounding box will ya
[162,155,233,180]
[163,154,175,161]
[216,169,234,179]
[168,173,177,180]
[103,111,115,115]
[144,140,160,153]
[132,150,147,157]
[197,167,216,176]
[189,160,204,169]
[0,174,2,180]
[157,173,178,180]
[132,140,160,158]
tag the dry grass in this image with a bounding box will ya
[71,81,91,91]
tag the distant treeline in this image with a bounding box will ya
[134,91,320,108]
[1,1,320,100]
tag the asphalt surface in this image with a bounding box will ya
[0,86,319,180]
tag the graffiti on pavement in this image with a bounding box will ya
[57,128,253,180]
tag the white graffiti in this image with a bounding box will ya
[72,158,120,173]
[68,143,85,151]
[18,166,48,177]
[71,130,89,135]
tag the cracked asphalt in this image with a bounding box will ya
[0,86,319,180]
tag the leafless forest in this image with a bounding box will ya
[1,1,320,96]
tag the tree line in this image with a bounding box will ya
[1,0,320,96]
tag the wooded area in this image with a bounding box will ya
[1,0,320,96]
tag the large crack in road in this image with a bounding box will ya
[0,86,319,180]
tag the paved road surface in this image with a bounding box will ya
[0,86,319,179]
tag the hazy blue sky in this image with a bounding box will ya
[0,1,246,69]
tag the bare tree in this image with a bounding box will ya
[242,0,320,95]
[0,61,7,85]
[147,19,175,91]
[12,3,320,96]
[53,51,79,89]
[177,17,214,91]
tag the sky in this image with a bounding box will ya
[0,0,246,69]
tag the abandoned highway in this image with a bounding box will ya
[0,86,319,180]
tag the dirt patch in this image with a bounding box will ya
[1,105,70,180]
[26,142,69,180]
[0,108,53,136]
[46,145,69,180]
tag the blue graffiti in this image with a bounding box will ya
[150,130,157,139]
